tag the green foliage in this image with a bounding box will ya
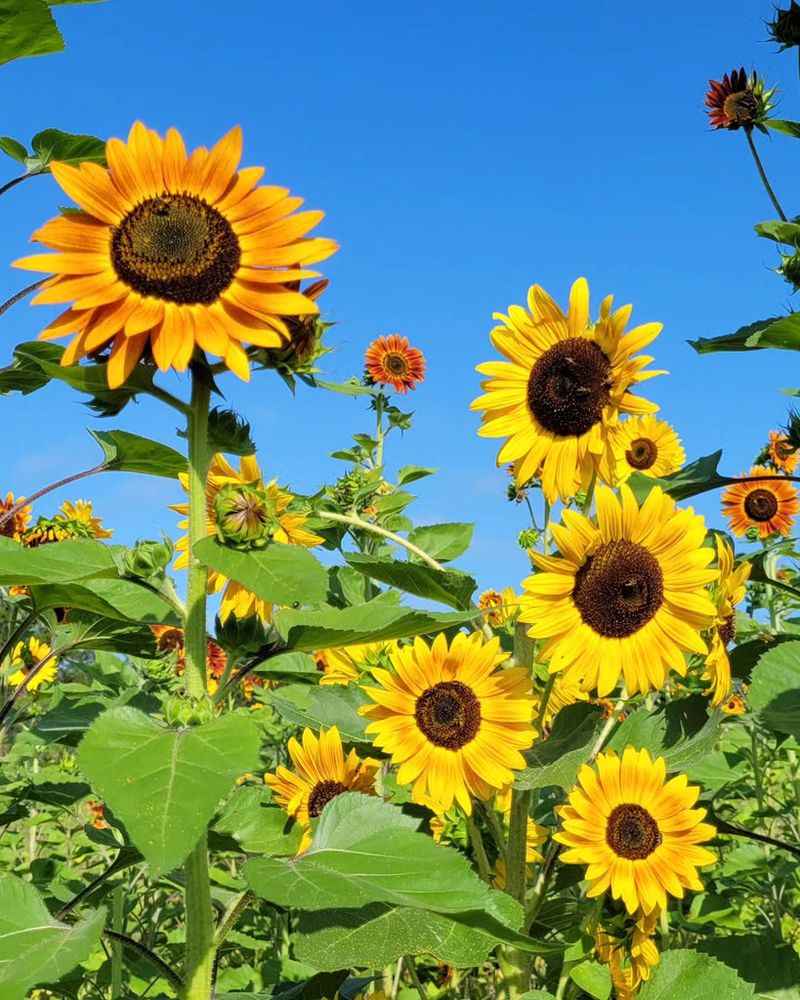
[607,696,722,770]
[627,451,727,502]
[89,428,186,478]
[637,949,756,999]
[265,683,369,743]
[515,703,601,791]
[0,536,117,585]
[214,786,303,856]
[0,0,64,65]
[344,552,477,609]
[407,522,475,563]
[697,935,800,999]
[748,641,800,738]
[569,960,612,1000]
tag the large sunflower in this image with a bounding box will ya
[470,278,665,503]
[520,485,717,697]
[359,632,536,814]
[555,747,716,915]
[172,453,323,622]
[701,537,750,708]
[601,415,685,486]
[7,637,58,691]
[15,123,337,388]
[721,467,799,539]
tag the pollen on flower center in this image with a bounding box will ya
[573,539,664,638]
[307,779,350,817]
[743,488,779,522]
[606,803,662,860]
[626,437,658,470]
[111,193,241,304]
[526,337,612,437]
[415,680,482,749]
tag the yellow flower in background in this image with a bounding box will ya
[172,453,323,622]
[595,912,660,1000]
[477,587,521,628]
[7,637,58,691]
[23,499,112,546]
[315,640,399,686]
[0,492,31,542]
[768,430,798,473]
[265,726,379,853]
[520,485,717,697]
[539,672,590,728]
[15,123,337,388]
[360,632,536,814]
[721,467,799,539]
[58,499,113,539]
[555,747,716,915]
[601,414,685,486]
[702,537,750,708]
[721,693,747,716]
[471,278,665,503]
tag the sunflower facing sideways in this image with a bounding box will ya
[556,747,716,915]
[601,414,685,486]
[520,485,718,697]
[359,632,536,814]
[15,123,337,388]
[721,466,799,539]
[701,537,750,708]
[6,637,58,692]
[471,278,665,503]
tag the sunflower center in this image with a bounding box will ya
[743,488,779,522]
[111,193,240,304]
[606,803,662,859]
[723,90,758,125]
[573,540,664,638]
[527,338,612,438]
[415,680,481,749]
[307,780,349,818]
[718,612,736,647]
[385,352,410,375]
[626,437,658,471]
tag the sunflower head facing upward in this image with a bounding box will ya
[15,123,338,388]
[721,466,799,539]
[471,278,666,503]
[364,335,427,394]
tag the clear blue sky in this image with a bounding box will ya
[1,0,797,594]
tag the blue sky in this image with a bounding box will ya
[1,0,798,596]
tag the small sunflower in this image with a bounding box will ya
[0,492,31,542]
[151,624,229,694]
[520,485,717,697]
[364,334,426,394]
[23,499,111,546]
[359,632,536,814]
[722,693,747,715]
[477,587,521,628]
[15,123,337,388]
[701,538,750,708]
[314,640,399,686]
[58,500,113,539]
[6,637,58,691]
[595,910,659,1000]
[721,466,799,539]
[705,68,775,130]
[556,747,716,915]
[539,672,590,728]
[265,726,379,852]
[768,430,798,473]
[471,278,665,503]
[602,415,685,486]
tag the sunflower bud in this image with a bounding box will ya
[213,481,277,549]
[769,2,800,48]
[208,408,255,456]
[783,408,800,451]
[124,537,173,579]
[517,528,541,550]
[214,612,276,660]
[164,694,215,727]
[778,251,800,291]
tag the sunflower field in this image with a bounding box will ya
[1,3,800,1000]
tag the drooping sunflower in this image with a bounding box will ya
[477,587,521,629]
[314,640,399,686]
[520,485,718,697]
[555,747,717,915]
[265,726,379,852]
[539,671,590,728]
[359,632,536,814]
[705,68,775,130]
[6,637,58,691]
[701,537,750,708]
[768,430,798,473]
[721,466,799,539]
[172,453,323,622]
[0,492,31,542]
[364,334,426,393]
[471,278,665,503]
[58,499,113,539]
[601,415,685,486]
[22,499,111,546]
[595,909,659,1000]
[15,123,337,388]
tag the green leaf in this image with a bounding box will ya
[0,0,62,66]
[729,635,797,681]
[689,320,781,355]
[637,948,756,1000]
[607,696,722,770]
[265,683,369,743]
[627,451,727,503]
[515,703,601,791]
[31,577,177,624]
[748,641,800,738]
[755,220,800,246]
[314,379,377,396]
[407,522,474,563]
[570,960,612,1000]
[214,786,303,856]
[57,612,159,657]
[766,119,800,138]
[89,429,185,478]
[253,651,318,678]
[0,876,104,999]
[519,994,557,1000]
[0,343,53,395]
[397,465,438,485]
[29,128,106,169]
[194,538,328,607]
[0,536,116,586]
[697,935,800,999]
[78,707,260,874]
[0,137,28,163]
[344,553,477,610]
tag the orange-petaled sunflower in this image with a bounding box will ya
[768,430,798,473]
[722,693,747,715]
[172,453,323,622]
[601,415,685,486]
[314,640,399,686]
[265,726,379,852]
[359,632,536,814]
[520,485,717,698]
[0,492,31,542]
[14,123,337,388]
[721,467,799,539]
[364,335,426,393]
[6,637,58,691]
[470,278,665,503]
[555,747,716,915]
[701,537,750,708]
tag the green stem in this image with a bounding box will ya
[535,675,556,733]
[213,890,254,949]
[465,811,492,881]
[505,788,531,905]
[0,278,45,318]
[403,955,428,1000]
[184,370,211,701]
[104,929,184,992]
[745,129,788,221]
[183,834,215,1000]
[0,463,106,535]
[581,471,597,516]
[110,885,125,999]
[374,393,386,468]
[543,500,551,555]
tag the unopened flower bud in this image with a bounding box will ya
[214,482,277,549]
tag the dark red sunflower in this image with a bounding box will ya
[705,68,774,130]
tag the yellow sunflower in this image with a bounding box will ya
[7,637,58,691]
[15,123,337,388]
[701,537,750,708]
[721,467,799,539]
[359,632,536,814]
[539,672,590,728]
[477,587,521,628]
[58,499,113,539]
[314,640,399,686]
[721,693,747,716]
[0,492,31,542]
[555,747,716,915]
[595,910,659,1000]
[768,430,798,473]
[264,726,379,852]
[172,453,323,622]
[520,484,717,697]
[601,415,685,486]
[471,278,665,503]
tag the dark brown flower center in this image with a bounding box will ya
[155,627,185,654]
[111,193,240,304]
[573,540,664,638]
[743,487,779,523]
[718,613,736,648]
[606,803,662,860]
[626,437,657,471]
[723,90,758,125]
[415,680,481,749]
[527,338,612,437]
[385,352,409,375]
[307,780,349,818]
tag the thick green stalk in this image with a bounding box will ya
[505,788,531,905]
[183,835,215,999]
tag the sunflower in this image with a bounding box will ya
[364,335,426,393]
[14,123,337,388]
[359,632,536,814]
[705,68,775,130]
[23,499,111,546]
[701,537,750,708]
[471,278,665,503]
[722,693,747,715]
[58,499,113,539]
[555,747,716,915]
[6,637,58,691]
[595,910,659,1000]
[314,640,399,686]
[0,492,31,542]
[520,485,717,698]
[477,587,521,628]
[768,430,799,473]
[265,726,379,852]
[601,415,685,486]
[721,467,799,539]
[172,453,323,622]
[539,672,590,728]
[151,624,229,694]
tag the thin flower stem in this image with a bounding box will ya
[0,464,106,534]
[146,383,192,417]
[374,393,386,468]
[581,472,597,516]
[213,890,254,948]
[465,811,492,881]
[111,885,125,999]
[56,850,142,918]
[535,675,556,733]
[0,172,36,199]
[481,801,508,857]
[103,930,184,992]
[403,955,428,1000]
[0,278,45,319]
[745,129,788,221]
[543,499,551,555]
[314,510,447,571]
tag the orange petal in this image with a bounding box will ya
[107,331,149,388]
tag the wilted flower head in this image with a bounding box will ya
[705,68,775,131]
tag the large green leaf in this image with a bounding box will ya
[637,949,755,999]
[689,319,781,355]
[0,537,117,585]
[79,707,260,874]
[747,641,800,739]
[570,960,612,1000]
[0,876,104,999]
[265,683,369,743]
[28,127,106,170]
[57,612,159,657]
[89,429,185,478]
[407,522,474,563]
[0,0,62,65]
[344,553,476,610]
[515,703,601,791]
[766,119,800,138]
[697,935,800,1000]
[627,451,726,503]
[607,696,722,771]
[214,786,303,856]
[31,577,177,624]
